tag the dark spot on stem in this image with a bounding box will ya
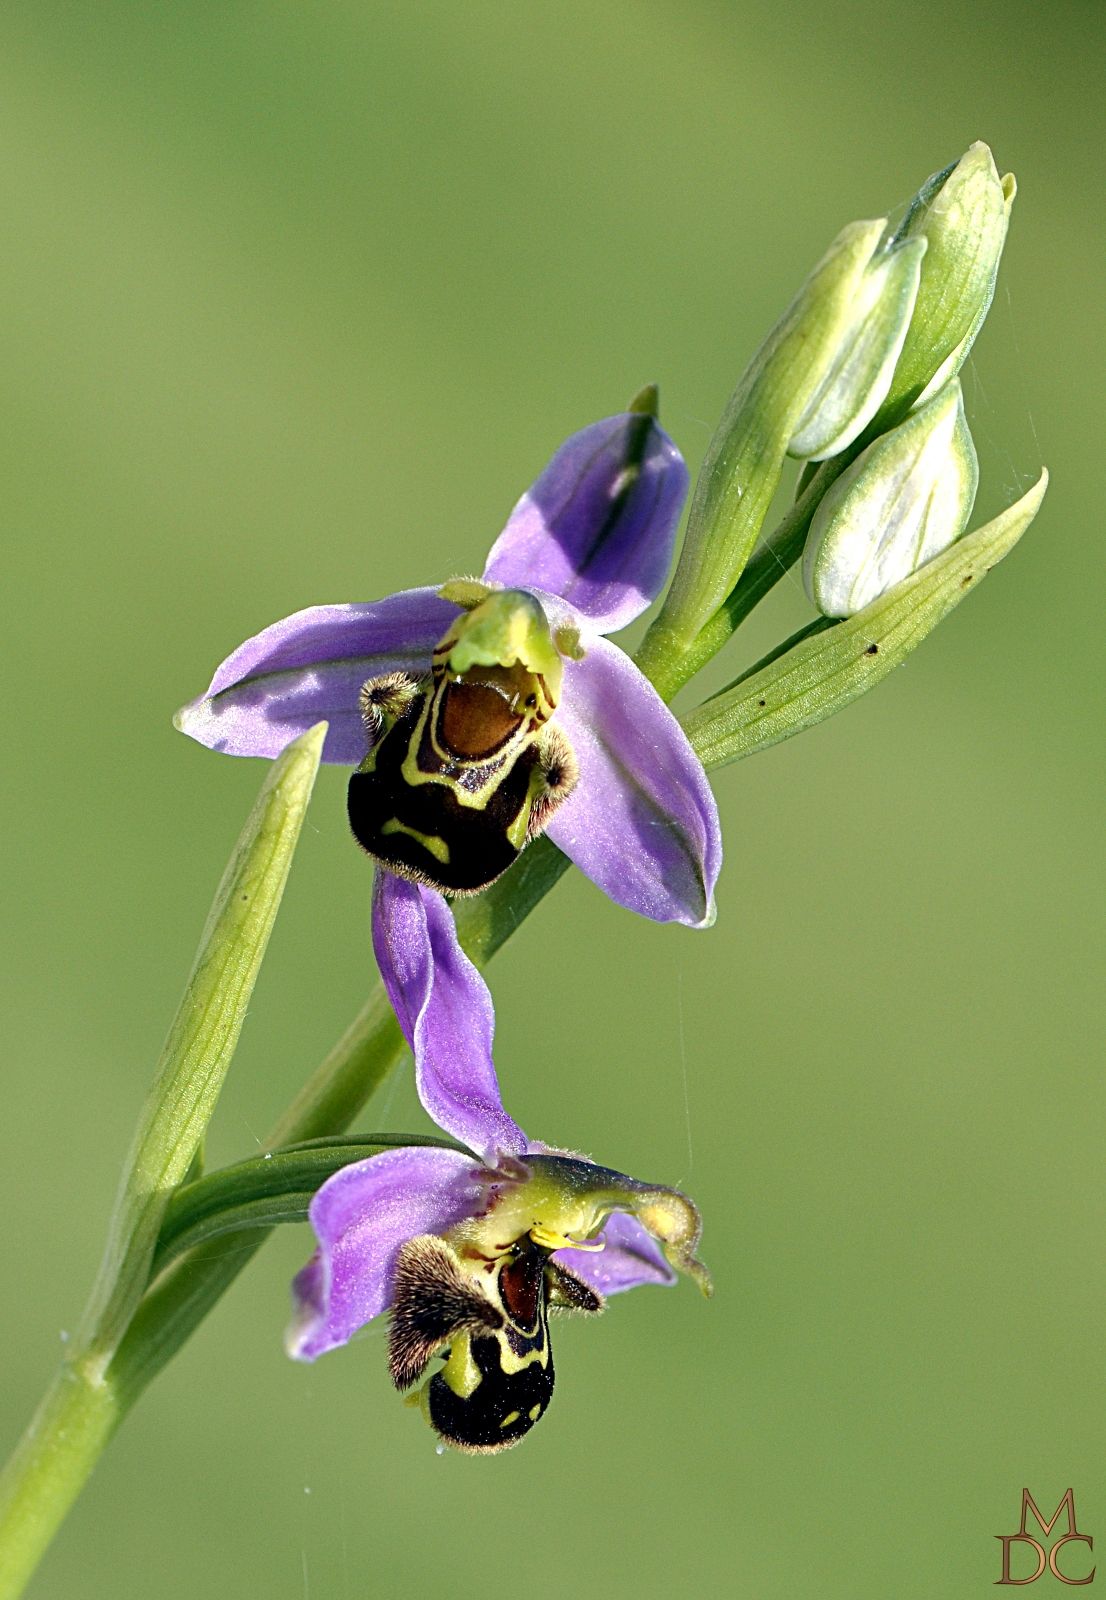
[961,574,974,587]
[757,698,766,708]
[865,643,879,656]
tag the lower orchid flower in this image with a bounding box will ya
[286,932,711,1454]
[176,400,721,1157]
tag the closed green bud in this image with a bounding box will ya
[880,141,1014,419]
[788,235,926,462]
[651,218,924,651]
[802,379,977,617]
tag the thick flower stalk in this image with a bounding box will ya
[285,996,709,1453]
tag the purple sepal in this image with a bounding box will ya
[483,413,688,634]
[555,1210,677,1294]
[546,628,722,927]
[174,588,458,763]
[287,1146,499,1360]
[371,871,528,1166]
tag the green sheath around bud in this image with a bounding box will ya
[803,380,977,618]
[879,141,1014,420]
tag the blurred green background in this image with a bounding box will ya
[3,2,1102,1595]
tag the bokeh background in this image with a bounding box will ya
[3,2,1102,1595]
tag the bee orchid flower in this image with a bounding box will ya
[285,972,711,1454]
[176,403,723,1135]
[177,401,719,922]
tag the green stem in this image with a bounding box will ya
[0,1368,121,1600]
[264,982,404,1149]
[638,456,845,702]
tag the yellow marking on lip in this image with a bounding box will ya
[528,1405,542,1423]
[399,696,505,809]
[500,1410,521,1429]
[441,1337,483,1399]
[380,818,451,865]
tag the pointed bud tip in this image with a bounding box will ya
[963,138,998,168]
[627,382,659,418]
[292,721,329,760]
[1022,466,1049,511]
[965,141,1015,207]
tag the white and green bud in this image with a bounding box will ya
[788,234,926,462]
[683,471,1047,774]
[650,217,929,651]
[802,379,978,618]
[881,141,1015,418]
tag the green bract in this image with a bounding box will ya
[683,472,1047,771]
[77,722,326,1372]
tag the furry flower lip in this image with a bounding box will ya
[175,398,721,931]
[285,1073,710,1456]
[347,585,581,894]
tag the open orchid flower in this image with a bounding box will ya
[175,403,721,928]
[176,405,722,1145]
[286,963,711,1455]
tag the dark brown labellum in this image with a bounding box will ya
[348,669,576,895]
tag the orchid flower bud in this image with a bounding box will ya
[655,217,927,647]
[880,141,1015,419]
[788,234,926,462]
[802,379,978,617]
